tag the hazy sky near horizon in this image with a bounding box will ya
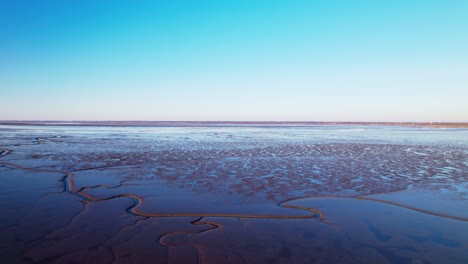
[1,0,467,122]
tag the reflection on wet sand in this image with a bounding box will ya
[0,126,467,263]
[0,150,323,220]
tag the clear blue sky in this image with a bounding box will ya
[1,0,467,121]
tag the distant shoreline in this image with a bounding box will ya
[1,121,467,128]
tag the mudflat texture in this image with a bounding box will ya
[0,125,467,263]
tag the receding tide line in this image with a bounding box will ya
[354,196,468,222]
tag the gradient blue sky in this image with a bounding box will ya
[1,0,467,121]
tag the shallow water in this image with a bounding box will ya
[0,125,467,263]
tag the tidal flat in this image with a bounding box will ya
[0,124,467,263]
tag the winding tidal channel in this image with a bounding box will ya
[0,125,467,263]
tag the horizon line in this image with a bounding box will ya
[1,120,467,127]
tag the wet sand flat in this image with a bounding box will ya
[0,124,467,263]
